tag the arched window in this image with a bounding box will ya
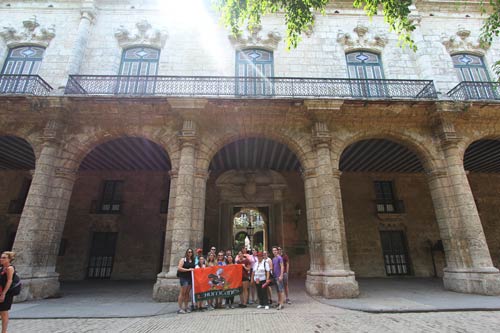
[119,47,160,76]
[235,49,274,95]
[346,51,384,79]
[118,47,160,94]
[346,51,385,97]
[452,53,490,82]
[1,46,45,75]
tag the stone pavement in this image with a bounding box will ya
[7,279,500,333]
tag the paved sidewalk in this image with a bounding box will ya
[322,278,500,313]
[9,278,500,319]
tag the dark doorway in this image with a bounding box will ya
[380,230,411,276]
[87,232,118,279]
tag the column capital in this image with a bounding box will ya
[168,169,179,179]
[301,168,317,180]
[178,119,199,147]
[432,114,462,149]
[332,168,342,179]
[194,168,210,180]
[81,0,96,22]
[54,167,78,181]
[426,167,448,181]
[312,121,332,148]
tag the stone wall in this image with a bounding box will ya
[56,170,169,280]
[342,172,445,278]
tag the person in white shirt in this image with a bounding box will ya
[251,252,270,309]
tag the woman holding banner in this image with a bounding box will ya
[236,248,251,308]
[177,248,195,314]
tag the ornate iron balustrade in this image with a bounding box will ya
[65,75,437,99]
[0,75,52,96]
[448,81,500,101]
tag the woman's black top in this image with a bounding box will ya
[179,258,195,279]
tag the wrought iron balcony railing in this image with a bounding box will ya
[448,81,500,101]
[65,75,437,99]
[0,75,53,96]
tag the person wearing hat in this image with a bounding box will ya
[251,252,270,309]
[195,248,203,266]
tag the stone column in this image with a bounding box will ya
[153,120,198,301]
[12,121,77,301]
[305,122,359,298]
[62,1,96,90]
[429,114,500,295]
[190,169,209,249]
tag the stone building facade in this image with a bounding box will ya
[0,0,500,301]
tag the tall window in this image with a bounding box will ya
[1,46,45,75]
[1,46,45,93]
[452,54,495,99]
[374,181,402,213]
[452,54,490,82]
[346,51,385,97]
[118,47,160,94]
[236,49,274,96]
[99,180,123,213]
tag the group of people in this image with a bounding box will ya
[176,245,291,314]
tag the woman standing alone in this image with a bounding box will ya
[0,251,16,333]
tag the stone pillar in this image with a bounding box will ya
[305,122,359,298]
[429,114,500,295]
[190,169,209,249]
[63,0,95,89]
[12,121,77,301]
[153,120,198,301]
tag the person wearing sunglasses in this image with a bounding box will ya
[177,248,195,314]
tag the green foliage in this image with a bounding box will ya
[479,1,500,77]
[213,0,416,50]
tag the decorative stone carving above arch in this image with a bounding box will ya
[441,26,489,55]
[0,17,55,48]
[114,20,168,49]
[336,24,388,52]
[229,24,282,50]
[216,169,287,203]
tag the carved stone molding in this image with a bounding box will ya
[54,167,78,181]
[312,122,332,148]
[0,17,55,48]
[433,115,461,147]
[178,119,198,147]
[229,24,281,50]
[441,26,489,54]
[337,24,388,52]
[114,20,168,49]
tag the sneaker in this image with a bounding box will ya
[185,308,192,313]
[257,305,263,309]
[208,305,215,311]
[277,304,283,310]
[177,309,187,314]
[264,306,269,310]
[238,304,247,308]
[286,299,291,304]
[248,300,254,305]
[230,305,234,309]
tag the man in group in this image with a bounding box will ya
[279,247,291,304]
[272,246,285,310]
[208,246,216,258]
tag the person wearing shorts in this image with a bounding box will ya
[177,248,195,314]
[279,247,291,304]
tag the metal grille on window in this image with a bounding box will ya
[87,232,118,279]
[346,51,386,97]
[236,49,274,96]
[118,47,160,94]
[374,181,397,213]
[452,53,496,99]
[100,180,123,213]
[380,231,411,276]
[1,46,45,93]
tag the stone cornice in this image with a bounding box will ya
[337,24,388,52]
[114,20,168,49]
[441,26,489,54]
[229,24,281,50]
[0,17,55,48]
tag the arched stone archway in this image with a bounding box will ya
[338,138,444,284]
[57,136,172,281]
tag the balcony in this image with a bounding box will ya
[0,75,53,96]
[448,81,500,101]
[65,75,437,100]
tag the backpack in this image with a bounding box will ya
[8,271,21,296]
[1,266,22,296]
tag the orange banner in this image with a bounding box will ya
[193,264,242,301]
